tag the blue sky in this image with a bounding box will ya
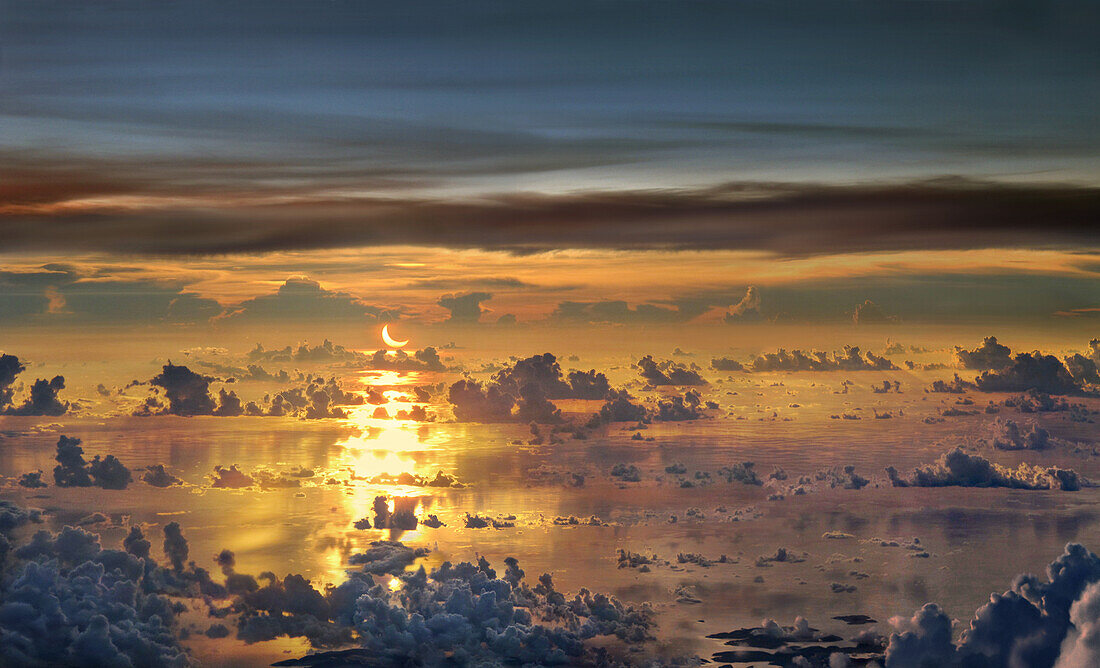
[4,0,1099,198]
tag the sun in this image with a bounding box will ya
[381,324,410,349]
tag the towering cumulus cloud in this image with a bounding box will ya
[448,353,614,422]
[955,336,1015,370]
[724,286,763,323]
[438,291,492,323]
[885,543,1100,668]
[0,353,69,416]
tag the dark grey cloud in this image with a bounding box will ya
[0,266,221,325]
[0,512,190,666]
[852,299,898,325]
[247,339,365,364]
[219,278,387,323]
[437,291,492,323]
[883,543,1100,668]
[636,356,708,386]
[749,346,896,372]
[0,353,69,416]
[975,352,1089,396]
[955,336,1014,370]
[5,180,1099,256]
[50,435,133,490]
[885,448,1085,491]
[448,353,614,423]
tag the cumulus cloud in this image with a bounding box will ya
[51,435,133,490]
[219,278,387,323]
[142,464,184,488]
[724,286,764,323]
[989,418,1053,451]
[750,346,896,372]
[366,347,446,372]
[0,353,25,408]
[1057,581,1100,668]
[712,357,746,372]
[652,390,710,421]
[974,352,1088,396]
[590,390,649,425]
[886,448,1085,491]
[145,363,216,416]
[884,543,1100,668]
[0,511,190,666]
[0,353,68,416]
[247,339,365,364]
[448,379,517,422]
[2,495,659,667]
[1065,352,1100,386]
[927,374,976,394]
[139,361,362,419]
[4,375,69,416]
[438,291,492,323]
[637,355,708,386]
[262,376,364,419]
[852,299,897,325]
[955,336,1014,370]
[448,353,614,422]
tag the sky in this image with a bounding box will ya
[7,4,1100,668]
[1,0,1099,331]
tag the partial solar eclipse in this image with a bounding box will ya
[381,324,409,349]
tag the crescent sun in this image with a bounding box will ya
[381,324,409,349]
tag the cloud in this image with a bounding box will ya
[261,376,364,419]
[448,353,614,422]
[437,291,492,323]
[0,353,69,416]
[4,375,69,416]
[550,300,706,325]
[50,436,133,490]
[955,336,1014,370]
[1057,582,1100,668]
[990,418,1053,451]
[927,374,976,394]
[887,543,1100,668]
[749,346,896,372]
[164,292,223,323]
[711,357,746,372]
[146,363,217,416]
[636,355,708,386]
[142,464,184,488]
[0,266,222,325]
[0,517,189,666]
[852,299,897,325]
[1065,353,1100,385]
[2,494,658,666]
[219,278,386,323]
[247,339,365,364]
[652,390,710,421]
[885,448,1085,491]
[447,379,518,422]
[591,390,649,424]
[724,286,763,323]
[4,179,1100,257]
[0,353,26,407]
[974,352,1088,396]
[365,348,446,372]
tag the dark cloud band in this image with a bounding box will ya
[2,179,1099,256]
